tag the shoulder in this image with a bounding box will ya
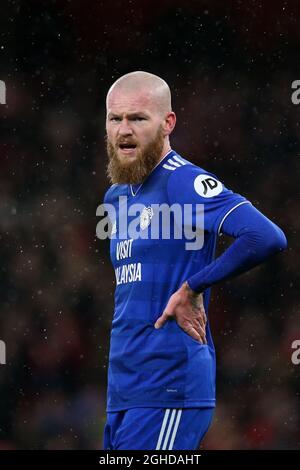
[166,156,223,200]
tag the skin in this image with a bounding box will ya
[154,281,207,344]
[106,71,175,165]
[106,71,207,344]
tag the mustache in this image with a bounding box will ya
[116,139,138,146]
[105,135,138,149]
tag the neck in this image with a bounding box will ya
[156,139,171,165]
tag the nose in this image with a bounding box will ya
[118,118,133,136]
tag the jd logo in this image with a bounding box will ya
[194,174,223,198]
[0,80,6,104]
[0,340,6,365]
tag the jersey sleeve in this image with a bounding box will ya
[166,164,251,235]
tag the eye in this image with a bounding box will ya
[110,117,121,122]
[132,117,146,121]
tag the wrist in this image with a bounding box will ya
[183,280,194,294]
[183,280,203,296]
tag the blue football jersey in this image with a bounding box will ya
[103,149,248,412]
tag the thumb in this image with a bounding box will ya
[154,310,173,329]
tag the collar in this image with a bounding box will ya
[130,149,175,197]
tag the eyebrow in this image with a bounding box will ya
[107,112,149,119]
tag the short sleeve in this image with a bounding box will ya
[167,164,250,235]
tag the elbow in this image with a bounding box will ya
[265,226,288,255]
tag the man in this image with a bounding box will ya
[102,71,287,450]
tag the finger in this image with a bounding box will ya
[193,322,207,344]
[194,312,207,330]
[191,316,207,342]
[196,305,207,323]
[199,325,207,344]
[202,309,207,325]
[183,321,207,344]
[183,324,204,343]
[197,295,207,323]
[195,312,205,326]
[154,310,173,329]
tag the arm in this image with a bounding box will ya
[155,203,287,342]
[186,202,287,292]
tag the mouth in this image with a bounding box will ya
[118,143,137,155]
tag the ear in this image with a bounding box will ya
[162,112,176,136]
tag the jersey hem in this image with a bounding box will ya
[106,399,216,412]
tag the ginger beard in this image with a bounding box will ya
[106,125,165,185]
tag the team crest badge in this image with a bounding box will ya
[140,206,154,230]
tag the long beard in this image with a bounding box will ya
[106,127,165,184]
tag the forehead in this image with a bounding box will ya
[106,88,159,115]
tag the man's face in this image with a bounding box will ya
[106,89,165,184]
